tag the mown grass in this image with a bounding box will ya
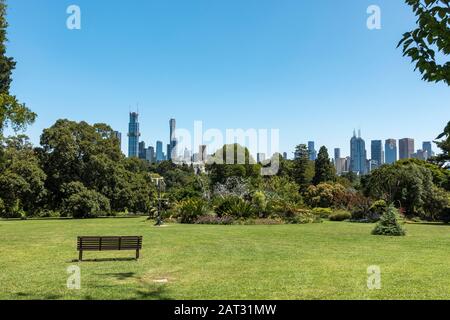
[1,218,450,300]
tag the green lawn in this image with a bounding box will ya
[1,217,450,300]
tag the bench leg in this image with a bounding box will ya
[79,251,83,262]
[136,249,140,260]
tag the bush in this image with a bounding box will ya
[175,198,209,224]
[195,215,234,225]
[287,209,322,224]
[329,210,352,221]
[266,199,304,219]
[64,188,111,218]
[215,196,255,219]
[252,191,268,217]
[368,200,388,220]
[372,205,406,236]
[238,218,284,225]
[312,207,332,218]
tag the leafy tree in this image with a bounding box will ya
[434,120,450,167]
[398,0,450,85]
[61,181,111,218]
[372,205,406,236]
[0,0,36,133]
[313,146,335,185]
[292,144,311,191]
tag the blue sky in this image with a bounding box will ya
[5,0,450,158]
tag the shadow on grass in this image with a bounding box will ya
[69,257,138,263]
[132,285,173,300]
[98,272,136,280]
[16,292,62,300]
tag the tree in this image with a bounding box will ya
[372,205,406,236]
[398,0,450,85]
[434,120,450,167]
[0,0,36,133]
[292,144,311,191]
[313,146,335,185]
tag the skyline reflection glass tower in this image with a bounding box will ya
[350,130,368,175]
[385,139,397,164]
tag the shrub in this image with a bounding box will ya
[266,199,304,219]
[175,198,209,224]
[312,207,332,218]
[215,196,255,219]
[64,189,111,218]
[329,210,352,221]
[372,205,406,236]
[369,200,388,220]
[287,209,322,224]
[252,191,268,217]
[195,215,234,225]
[239,218,284,225]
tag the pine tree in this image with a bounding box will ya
[292,144,310,191]
[372,205,406,236]
[312,146,335,185]
[0,0,36,133]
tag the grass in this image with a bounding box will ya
[1,217,450,300]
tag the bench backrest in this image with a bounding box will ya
[77,236,142,251]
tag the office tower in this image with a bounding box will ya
[399,138,415,159]
[168,118,177,160]
[423,142,433,159]
[412,149,428,161]
[113,131,122,149]
[283,152,288,160]
[308,141,317,161]
[370,140,384,170]
[334,148,341,162]
[167,144,171,161]
[146,146,155,164]
[385,139,397,164]
[350,130,368,175]
[183,148,191,162]
[156,141,164,162]
[199,145,207,162]
[257,153,266,163]
[138,141,146,160]
[128,112,140,158]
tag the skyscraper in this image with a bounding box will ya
[399,138,415,159]
[423,141,433,159]
[257,153,266,163]
[138,141,146,160]
[156,141,164,162]
[146,146,155,164]
[113,131,122,149]
[128,112,140,158]
[308,141,317,161]
[350,130,368,175]
[370,140,384,170]
[283,152,288,160]
[168,118,177,160]
[334,148,341,163]
[199,145,207,162]
[385,139,397,164]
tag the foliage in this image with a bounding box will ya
[287,209,322,224]
[61,182,111,218]
[372,205,406,236]
[312,146,336,185]
[0,1,36,133]
[292,144,313,191]
[434,120,450,167]
[398,0,450,85]
[312,207,333,218]
[329,210,352,222]
[214,196,255,219]
[175,198,209,224]
[304,183,355,209]
[195,215,235,225]
[252,190,268,217]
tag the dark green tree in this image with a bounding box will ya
[292,144,311,191]
[312,146,335,185]
[434,120,450,166]
[0,0,36,133]
[398,0,450,85]
[372,205,406,236]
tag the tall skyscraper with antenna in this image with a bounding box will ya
[128,112,140,158]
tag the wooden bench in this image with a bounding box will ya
[77,236,143,261]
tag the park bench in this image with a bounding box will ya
[77,236,143,261]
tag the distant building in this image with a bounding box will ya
[308,141,317,161]
[350,130,368,175]
[257,153,266,163]
[334,148,341,162]
[385,139,397,164]
[156,141,164,162]
[199,145,207,162]
[283,152,288,160]
[412,149,428,161]
[399,138,415,159]
[423,142,433,159]
[113,131,122,149]
[370,140,384,171]
[183,148,191,163]
[128,112,140,158]
[138,141,146,160]
[146,146,155,164]
[168,119,177,160]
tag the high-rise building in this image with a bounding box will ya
[128,112,140,158]
[146,146,155,164]
[423,142,433,159]
[113,131,122,149]
[167,144,171,161]
[308,141,317,161]
[334,148,341,162]
[138,141,146,160]
[199,145,207,162]
[370,140,384,170]
[412,149,428,161]
[156,141,164,162]
[385,139,397,164]
[257,153,266,163]
[399,138,415,159]
[350,130,368,175]
[283,152,288,160]
[183,148,191,162]
[168,119,177,160]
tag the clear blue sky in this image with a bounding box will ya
[6,0,450,158]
